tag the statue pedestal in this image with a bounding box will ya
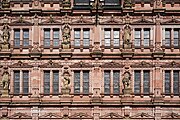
[1,44,9,50]
[123,88,132,95]
[1,89,9,98]
[61,88,71,95]
[121,88,133,105]
[60,88,72,104]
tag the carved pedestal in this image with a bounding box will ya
[1,44,9,50]
[61,88,71,95]
[121,88,133,105]
[1,89,9,97]
[62,44,70,49]
[62,2,71,9]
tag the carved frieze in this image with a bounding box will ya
[40,15,62,25]
[39,60,63,68]
[71,15,95,25]
[130,112,154,119]
[131,61,154,68]
[10,15,33,26]
[9,61,33,68]
[101,61,124,68]
[69,112,93,119]
[162,112,180,119]
[161,61,180,68]
[8,112,32,119]
[100,112,123,119]
[39,112,62,119]
[70,61,93,68]
[99,15,123,25]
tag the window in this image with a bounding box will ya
[104,0,120,5]
[174,29,179,47]
[14,30,20,47]
[164,70,180,95]
[165,29,171,47]
[44,71,59,94]
[164,29,180,47]
[104,70,120,94]
[14,70,29,94]
[104,29,120,47]
[23,30,29,47]
[134,28,151,47]
[44,29,50,47]
[44,29,60,47]
[74,29,90,48]
[74,0,90,5]
[134,70,150,94]
[74,70,90,94]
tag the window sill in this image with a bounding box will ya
[9,93,32,98]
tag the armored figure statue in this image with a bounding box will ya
[122,72,131,89]
[123,25,131,44]
[62,25,70,43]
[1,71,9,90]
[63,72,70,89]
[1,24,10,44]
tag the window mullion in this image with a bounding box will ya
[141,70,143,94]
[110,70,113,94]
[20,70,23,94]
[80,70,83,94]
[171,70,173,94]
[50,70,53,94]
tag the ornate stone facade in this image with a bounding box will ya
[0,0,180,120]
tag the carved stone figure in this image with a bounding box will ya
[1,71,9,90]
[123,25,131,49]
[122,72,131,89]
[0,24,10,50]
[63,72,70,89]
[62,25,71,49]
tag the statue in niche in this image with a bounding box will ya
[62,25,71,49]
[62,72,70,89]
[122,72,131,89]
[0,24,10,50]
[123,25,131,49]
[1,71,9,90]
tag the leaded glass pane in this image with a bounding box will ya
[113,71,120,94]
[104,30,111,47]
[134,70,141,94]
[104,0,120,5]
[44,71,50,94]
[165,30,171,47]
[134,30,141,47]
[23,71,29,94]
[165,71,171,94]
[174,30,179,47]
[74,30,80,47]
[74,0,90,5]
[104,71,110,94]
[14,71,20,94]
[143,70,150,94]
[74,71,80,93]
[14,30,20,47]
[23,30,29,47]
[44,30,50,47]
[53,30,59,47]
[53,71,59,94]
[173,71,179,94]
[113,30,119,47]
[83,71,89,94]
[144,29,150,46]
[83,30,90,47]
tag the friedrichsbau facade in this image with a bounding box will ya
[0,0,180,120]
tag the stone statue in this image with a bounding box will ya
[62,25,71,49]
[123,25,132,49]
[63,72,70,89]
[0,24,10,50]
[1,71,9,90]
[122,72,131,89]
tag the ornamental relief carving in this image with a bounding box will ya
[101,61,124,68]
[8,112,32,119]
[161,61,180,68]
[39,112,62,119]
[39,60,63,68]
[130,112,154,119]
[9,61,33,68]
[100,112,123,119]
[71,15,95,25]
[131,61,154,68]
[69,112,93,119]
[70,61,93,68]
[99,15,123,25]
[161,112,180,119]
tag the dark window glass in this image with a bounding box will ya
[165,29,171,47]
[174,30,179,47]
[23,71,29,94]
[23,30,29,47]
[173,71,179,94]
[14,30,20,47]
[104,71,110,94]
[104,0,120,5]
[74,71,80,93]
[113,71,120,94]
[14,71,20,94]
[44,71,50,94]
[134,30,141,47]
[53,30,59,47]
[113,30,120,47]
[144,29,150,47]
[74,30,80,47]
[83,30,90,47]
[44,30,50,47]
[53,71,59,94]
[165,71,171,94]
[143,70,150,94]
[74,0,90,5]
[83,71,89,94]
[104,30,111,47]
[134,70,141,94]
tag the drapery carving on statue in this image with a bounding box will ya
[1,24,10,44]
[62,25,70,43]
[122,71,131,89]
[1,70,9,90]
[123,24,131,45]
[62,71,70,89]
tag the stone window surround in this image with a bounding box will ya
[10,26,32,49]
[131,68,153,96]
[41,26,61,48]
[10,68,31,95]
[40,68,62,95]
[71,68,92,95]
[101,68,123,96]
[162,68,180,96]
